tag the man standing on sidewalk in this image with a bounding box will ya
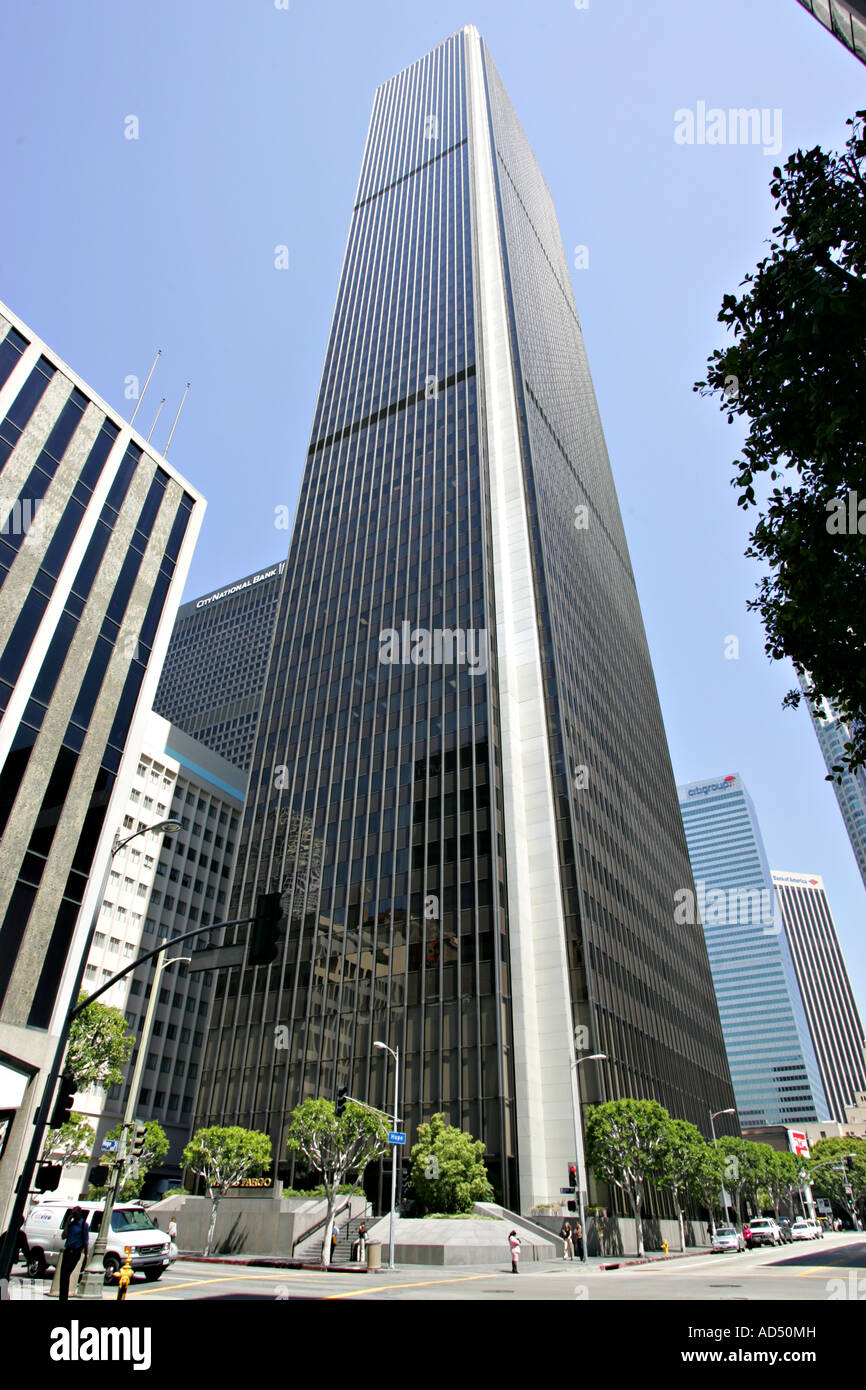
[58,1208,89,1301]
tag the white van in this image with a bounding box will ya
[21,1200,174,1281]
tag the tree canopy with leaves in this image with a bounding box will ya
[408,1112,494,1214]
[809,1135,866,1219]
[182,1126,272,1256]
[66,994,135,1091]
[584,1099,671,1257]
[41,1113,95,1168]
[696,110,866,776]
[286,1098,389,1266]
[89,1120,169,1202]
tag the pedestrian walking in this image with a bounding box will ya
[167,1218,178,1245]
[559,1220,574,1260]
[573,1219,583,1261]
[330,1224,339,1263]
[59,1207,90,1301]
[508,1229,521,1274]
[355,1221,368,1262]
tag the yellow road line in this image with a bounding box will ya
[128,1268,319,1295]
[324,1273,493,1299]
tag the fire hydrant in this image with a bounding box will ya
[661,1239,669,1255]
[115,1246,134,1301]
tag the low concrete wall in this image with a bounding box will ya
[149,1190,367,1258]
[364,1214,557,1266]
[530,1213,710,1258]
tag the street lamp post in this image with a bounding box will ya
[76,938,189,1299]
[571,1053,606,1263]
[373,1040,399,1271]
[709,1107,736,1236]
[0,819,180,1294]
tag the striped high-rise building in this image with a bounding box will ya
[0,302,203,1230]
[195,27,735,1212]
[771,871,866,1125]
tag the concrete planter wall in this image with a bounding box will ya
[530,1213,710,1258]
[149,1189,368,1258]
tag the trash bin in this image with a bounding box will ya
[366,1241,382,1271]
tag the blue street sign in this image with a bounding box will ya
[388,1131,406,1144]
[560,1187,576,1194]
[101,1139,118,1153]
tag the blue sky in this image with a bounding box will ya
[3,0,865,1024]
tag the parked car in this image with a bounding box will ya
[712,1226,746,1253]
[21,1200,175,1281]
[790,1218,821,1241]
[745,1217,781,1248]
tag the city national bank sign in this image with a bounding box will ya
[685,775,738,798]
[195,562,285,610]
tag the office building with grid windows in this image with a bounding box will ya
[66,713,244,1194]
[678,775,830,1127]
[796,0,866,63]
[771,871,866,1126]
[154,561,284,773]
[0,302,203,1229]
[799,676,866,894]
[195,28,735,1213]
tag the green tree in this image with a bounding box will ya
[286,1099,389,1267]
[719,1138,767,1226]
[66,994,135,1090]
[41,1113,95,1168]
[686,1143,727,1238]
[656,1119,708,1251]
[809,1136,866,1222]
[88,1121,169,1202]
[762,1149,802,1221]
[696,111,866,776]
[584,1099,671,1258]
[182,1126,272,1256]
[408,1113,494,1215]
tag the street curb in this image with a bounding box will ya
[599,1249,715,1270]
[175,1253,370,1273]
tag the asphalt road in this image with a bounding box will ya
[12,1231,866,1301]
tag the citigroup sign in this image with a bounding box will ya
[686,775,737,798]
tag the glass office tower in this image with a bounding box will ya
[196,28,735,1211]
[799,675,866,893]
[679,775,830,1127]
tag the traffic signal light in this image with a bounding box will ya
[250,891,284,966]
[568,1163,577,1190]
[335,1086,348,1119]
[34,1164,62,1192]
[131,1123,147,1159]
[49,1072,76,1128]
[400,1168,410,1198]
[90,1165,110,1187]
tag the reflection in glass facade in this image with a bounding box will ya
[196,28,735,1211]
[798,674,866,893]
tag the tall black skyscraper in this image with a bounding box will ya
[196,29,734,1211]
